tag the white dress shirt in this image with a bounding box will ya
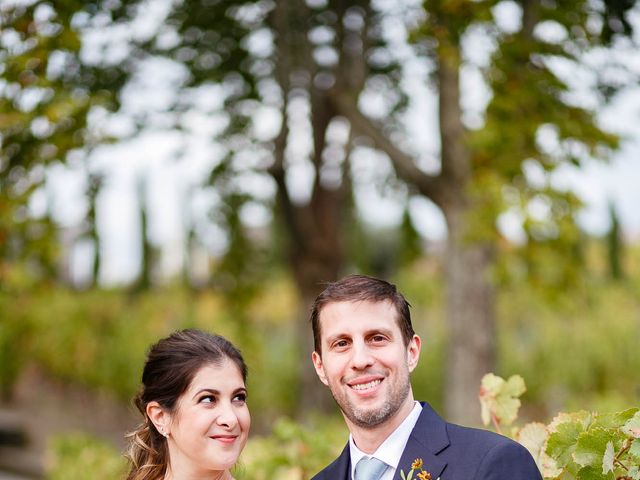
[349,402,423,480]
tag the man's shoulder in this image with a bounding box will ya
[415,402,517,452]
[415,402,536,465]
[440,420,542,478]
[447,423,541,474]
[446,421,517,447]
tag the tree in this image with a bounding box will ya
[8,0,635,421]
[0,0,127,287]
[107,0,637,420]
[607,201,624,280]
[113,0,404,412]
[331,0,636,423]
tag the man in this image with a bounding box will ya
[310,275,541,480]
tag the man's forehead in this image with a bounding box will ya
[320,298,395,312]
[318,299,399,329]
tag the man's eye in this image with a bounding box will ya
[372,335,386,342]
[335,340,349,348]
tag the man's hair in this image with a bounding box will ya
[310,274,414,354]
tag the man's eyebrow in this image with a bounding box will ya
[365,327,394,336]
[325,333,350,344]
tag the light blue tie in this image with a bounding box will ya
[354,456,388,480]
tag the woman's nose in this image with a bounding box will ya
[216,402,239,428]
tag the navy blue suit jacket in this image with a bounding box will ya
[311,402,542,480]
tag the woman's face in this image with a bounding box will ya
[166,359,250,476]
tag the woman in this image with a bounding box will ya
[126,329,250,480]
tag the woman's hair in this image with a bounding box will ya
[125,328,247,480]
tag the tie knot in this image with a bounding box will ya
[354,456,388,480]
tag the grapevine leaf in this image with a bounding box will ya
[576,465,614,480]
[573,427,611,468]
[601,441,614,474]
[517,422,548,460]
[630,439,640,459]
[628,465,640,480]
[480,373,502,426]
[594,408,638,429]
[622,411,640,439]
[516,422,562,477]
[549,411,592,433]
[479,373,525,427]
[547,420,586,471]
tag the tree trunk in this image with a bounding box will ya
[442,203,496,425]
[293,256,341,414]
[437,42,496,425]
[268,0,351,415]
[136,176,152,290]
[87,173,101,287]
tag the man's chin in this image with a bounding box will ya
[346,405,393,429]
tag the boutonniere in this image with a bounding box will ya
[399,458,436,480]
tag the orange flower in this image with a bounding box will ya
[411,459,424,470]
[417,471,432,480]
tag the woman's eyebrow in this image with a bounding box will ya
[191,388,219,399]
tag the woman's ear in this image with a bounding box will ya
[146,401,171,437]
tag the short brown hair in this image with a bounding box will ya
[310,275,414,354]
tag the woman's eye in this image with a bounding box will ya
[199,395,216,404]
[233,393,247,403]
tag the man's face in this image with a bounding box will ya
[312,300,421,430]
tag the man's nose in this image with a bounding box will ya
[350,341,374,370]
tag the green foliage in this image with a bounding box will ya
[496,242,640,415]
[44,416,347,480]
[2,244,638,417]
[0,281,302,426]
[0,0,123,285]
[237,416,346,480]
[482,373,640,479]
[0,291,35,399]
[47,433,126,480]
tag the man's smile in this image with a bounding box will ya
[347,375,385,394]
[351,379,382,391]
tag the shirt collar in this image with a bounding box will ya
[349,402,423,479]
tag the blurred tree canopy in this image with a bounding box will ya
[0,0,130,287]
[1,0,638,421]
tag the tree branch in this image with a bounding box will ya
[329,90,447,208]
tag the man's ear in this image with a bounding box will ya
[407,334,421,373]
[146,401,171,436]
[312,351,329,386]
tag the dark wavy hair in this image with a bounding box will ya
[125,329,247,480]
[310,274,414,354]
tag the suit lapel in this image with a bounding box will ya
[393,403,449,480]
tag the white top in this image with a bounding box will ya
[349,402,423,480]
